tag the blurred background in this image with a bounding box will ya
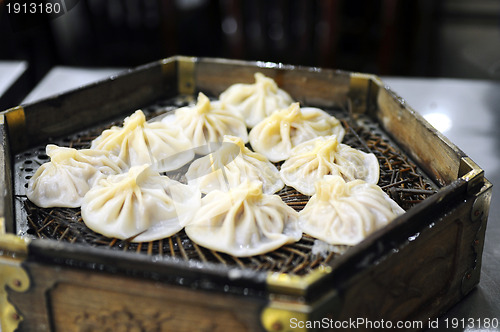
[1,0,500,105]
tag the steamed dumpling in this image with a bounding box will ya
[219,72,294,128]
[186,135,284,194]
[185,181,302,257]
[299,175,405,246]
[81,165,201,242]
[91,110,193,172]
[162,93,248,154]
[27,144,127,208]
[280,135,379,195]
[249,103,345,162]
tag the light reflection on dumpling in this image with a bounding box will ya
[299,175,405,246]
[249,103,345,162]
[280,135,379,195]
[185,181,302,257]
[219,72,294,128]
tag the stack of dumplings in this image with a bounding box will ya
[27,72,405,257]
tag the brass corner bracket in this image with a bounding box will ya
[262,267,340,331]
[0,234,30,332]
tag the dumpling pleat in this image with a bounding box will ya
[299,176,404,246]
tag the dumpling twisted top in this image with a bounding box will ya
[280,135,379,195]
[162,93,248,154]
[81,164,201,242]
[91,110,193,172]
[27,144,126,208]
[186,135,284,194]
[249,103,345,162]
[220,72,294,128]
[185,181,302,257]
[299,175,405,246]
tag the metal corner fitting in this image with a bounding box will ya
[0,234,30,332]
[1,106,27,153]
[262,267,340,331]
[177,56,197,95]
[459,157,485,194]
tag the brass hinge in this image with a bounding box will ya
[266,266,332,297]
[0,234,30,332]
[263,267,340,331]
[261,288,340,332]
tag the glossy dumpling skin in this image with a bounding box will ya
[162,92,248,154]
[248,103,345,162]
[219,72,294,128]
[299,175,405,246]
[280,135,379,195]
[186,135,284,194]
[185,181,302,257]
[91,110,193,172]
[27,144,126,208]
[82,165,201,242]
